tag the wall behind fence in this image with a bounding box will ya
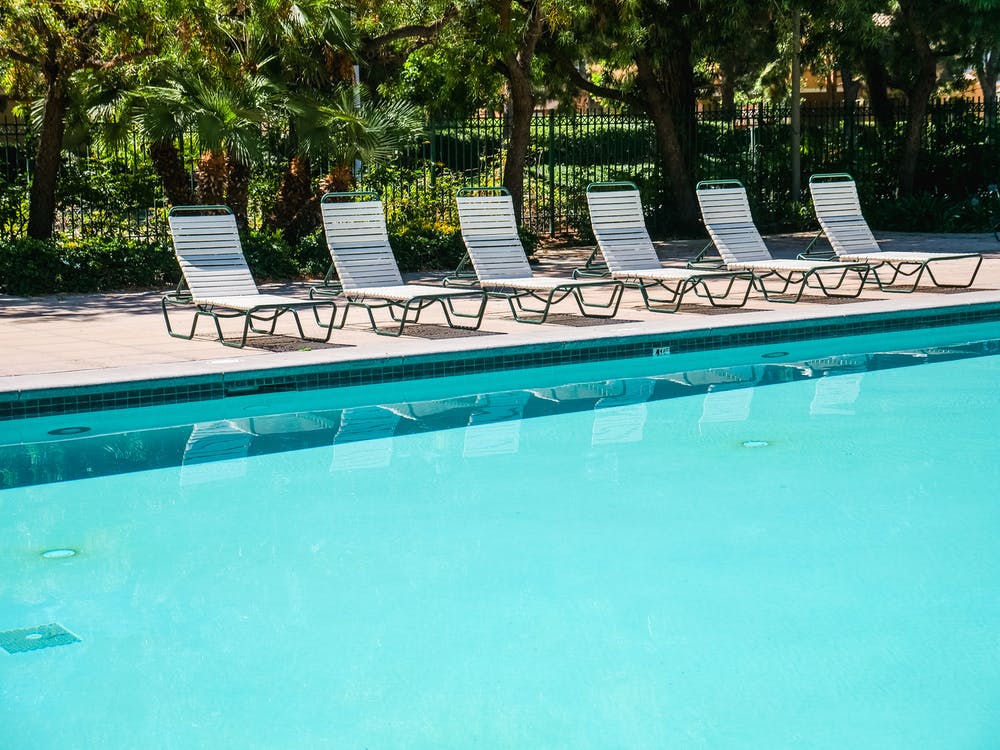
[2,99,999,242]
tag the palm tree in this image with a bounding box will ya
[269,85,423,242]
[133,70,271,230]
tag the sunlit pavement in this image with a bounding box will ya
[2,231,999,395]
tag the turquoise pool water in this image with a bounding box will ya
[3,323,1000,749]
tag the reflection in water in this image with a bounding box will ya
[592,379,654,446]
[803,355,869,416]
[331,407,401,471]
[464,392,531,458]
[3,339,999,489]
[180,420,252,486]
[692,366,764,430]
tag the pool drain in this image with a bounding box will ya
[0,624,80,654]
[742,440,770,448]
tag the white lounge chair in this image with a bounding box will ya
[314,192,488,336]
[694,180,869,303]
[807,173,982,292]
[584,181,754,312]
[455,187,624,323]
[164,205,337,347]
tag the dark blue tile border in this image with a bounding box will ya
[4,301,1000,422]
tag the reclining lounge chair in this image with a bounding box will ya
[455,187,624,323]
[694,180,869,303]
[584,181,754,312]
[164,205,337,348]
[807,173,982,292]
[313,192,488,336]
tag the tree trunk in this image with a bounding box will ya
[862,51,895,137]
[27,77,68,240]
[635,52,700,231]
[194,150,228,205]
[269,154,322,244]
[227,159,252,233]
[975,47,998,106]
[720,72,736,113]
[897,3,938,196]
[498,1,544,227]
[841,66,861,166]
[502,60,535,226]
[841,66,861,115]
[149,139,194,207]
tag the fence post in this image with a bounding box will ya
[429,121,437,187]
[548,110,555,236]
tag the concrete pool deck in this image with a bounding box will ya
[2,231,1000,397]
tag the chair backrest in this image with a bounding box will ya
[320,194,404,289]
[808,174,881,256]
[695,181,773,264]
[456,190,534,280]
[585,183,661,272]
[168,208,259,299]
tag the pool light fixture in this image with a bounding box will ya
[47,426,91,436]
[41,548,78,559]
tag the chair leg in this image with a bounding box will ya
[162,298,200,340]
[441,294,488,330]
[922,256,983,289]
[638,279,685,313]
[692,274,754,308]
[569,282,624,318]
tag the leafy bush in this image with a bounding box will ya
[866,193,960,232]
[242,230,329,281]
[0,236,178,295]
[388,222,465,272]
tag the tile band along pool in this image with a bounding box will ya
[2,320,999,748]
[4,299,1000,421]
[3,333,999,490]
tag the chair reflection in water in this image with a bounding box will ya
[330,406,402,471]
[463,391,532,457]
[680,366,764,432]
[591,379,656,446]
[180,420,252,486]
[802,355,869,416]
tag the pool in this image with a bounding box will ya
[3,321,1000,748]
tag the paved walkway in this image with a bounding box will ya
[2,231,999,395]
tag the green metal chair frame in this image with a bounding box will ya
[694,180,870,303]
[806,173,983,293]
[163,205,338,348]
[313,192,488,337]
[582,181,754,312]
[454,186,624,324]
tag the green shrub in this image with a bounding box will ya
[388,223,466,272]
[241,230,329,282]
[0,236,178,295]
[866,193,958,232]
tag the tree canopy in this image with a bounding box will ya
[3,0,1000,238]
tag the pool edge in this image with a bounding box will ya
[4,299,1000,421]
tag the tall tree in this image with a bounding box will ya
[852,0,1000,194]
[375,0,559,225]
[0,0,168,239]
[549,0,709,229]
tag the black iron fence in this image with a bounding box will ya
[2,99,999,241]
